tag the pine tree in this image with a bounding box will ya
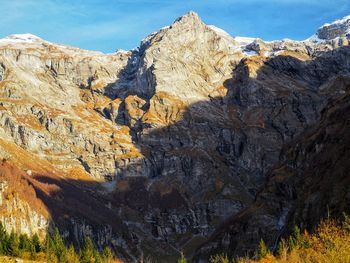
[44,234,58,263]
[292,225,301,244]
[0,222,8,254]
[94,249,103,263]
[342,213,350,232]
[276,241,283,257]
[275,239,290,260]
[0,224,116,263]
[7,230,20,256]
[80,237,96,263]
[257,239,268,259]
[52,227,68,262]
[19,233,31,251]
[52,228,65,254]
[66,244,80,263]
[31,233,41,253]
[102,246,113,263]
[29,241,37,260]
[178,252,187,263]
[288,225,302,251]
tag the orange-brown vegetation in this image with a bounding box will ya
[0,160,49,218]
[209,217,350,263]
[0,138,60,177]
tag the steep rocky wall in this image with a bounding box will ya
[194,76,350,261]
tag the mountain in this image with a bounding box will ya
[314,15,350,41]
[0,11,350,262]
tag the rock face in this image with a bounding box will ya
[194,75,350,260]
[0,11,350,262]
[317,15,350,40]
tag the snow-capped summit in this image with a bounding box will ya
[313,15,350,41]
[0,33,48,49]
[1,33,43,43]
[0,33,107,56]
[321,15,350,28]
[207,25,231,38]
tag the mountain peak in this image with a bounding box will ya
[174,11,203,26]
[176,11,200,20]
[2,33,43,43]
[139,11,205,50]
[0,33,46,48]
[316,15,350,40]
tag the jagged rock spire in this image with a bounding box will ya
[175,11,202,23]
[172,11,205,29]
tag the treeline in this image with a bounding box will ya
[205,214,350,263]
[0,222,114,262]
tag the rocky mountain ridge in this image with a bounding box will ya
[0,11,350,262]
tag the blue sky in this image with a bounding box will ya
[1,0,349,53]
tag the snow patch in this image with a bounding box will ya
[304,34,327,43]
[0,33,42,43]
[140,25,171,47]
[233,36,256,46]
[160,26,170,31]
[321,15,350,28]
[242,50,258,56]
[273,50,285,56]
[116,49,129,54]
[208,25,231,38]
[229,37,258,56]
[281,38,298,42]
[141,31,158,46]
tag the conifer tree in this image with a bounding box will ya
[257,239,268,259]
[102,246,113,263]
[31,233,41,253]
[66,244,80,263]
[94,248,103,263]
[0,222,8,254]
[0,223,115,263]
[292,225,301,243]
[19,233,31,251]
[53,227,66,255]
[29,241,37,260]
[288,225,302,251]
[276,241,283,257]
[80,237,96,263]
[7,230,20,256]
[45,234,58,263]
[178,252,187,263]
